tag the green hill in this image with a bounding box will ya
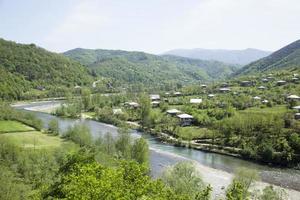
[64,48,237,88]
[0,38,93,99]
[235,40,300,76]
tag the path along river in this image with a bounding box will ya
[13,101,300,199]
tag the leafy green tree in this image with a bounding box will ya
[48,119,59,135]
[48,160,187,200]
[259,185,287,200]
[161,161,210,199]
[115,127,132,159]
[226,168,259,200]
[64,124,92,147]
[139,94,151,128]
[131,137,149,166]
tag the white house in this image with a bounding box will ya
[287,95,300,101]
[166,109,181,116]
[151,101,160,107]
[253,96,261,100]
[208,94,215,98]
[258,86,266,90]
[177,114,193,126]
[295,113,300,120]
[174,92,182,96]
[190,98,202,104]
[292,105,300,112]
[126,102,140,109]
[113,108,123,115]
[277,80,287,86]
[150,94,160,101]
[219,88,231,93]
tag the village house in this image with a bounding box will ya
[258,86,266,90]
[240,81,252,87]
[277,80,287,86]
[287,95,300,101]
[253,96,261,100]
[151,101,160,107]
[166,109,181,116]
[292,105,300,112]
[219,88,231,93]
[177,113,193,126]
[174,92,182,96]
[150,94,160,101]
[208,94,215,98]
[295,113,300,120]
[113,108,123,115]
[126,102,139,109]
[262,99,269,104]
[190,98,202,104]
[262,78,269,83]
[200,84,207,88]
[292,77,299,83]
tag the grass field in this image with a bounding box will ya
[0,131,75,149]
[239,105,288,116]
[0,120,35,133]
[177,126,215,140]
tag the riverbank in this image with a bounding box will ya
[151,148,300,200]
[13,101,300,199]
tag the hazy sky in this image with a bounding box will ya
[0,0,299,53]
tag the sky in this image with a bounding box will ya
[0,0,300,54]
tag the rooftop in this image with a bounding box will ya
[190,98,202,104]
[177,113,193,119]
[166,109,181,114]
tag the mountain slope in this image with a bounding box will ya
[163,48,271,65]
[235,40,300,76]
[64,48,237,87]
[0,38,92,99]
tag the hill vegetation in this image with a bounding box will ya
[236,40,300,76]
[0,38,93,100]
[64,48,237,90]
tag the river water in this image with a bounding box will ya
[14,101,300,198]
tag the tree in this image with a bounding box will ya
[101,132,116,155]
[161,161,210,199]
[64,124,92,147]
[139,94,151,128]
[115,127,132,159]
[226,167,259,200]
[48,119,59,135]
[48,160,187,200]
[259,185,287,200]
[81,88,92,111]
[131,137,149,166]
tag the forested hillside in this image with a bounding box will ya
[235,40,300,76]
[0,39,92,100]
[64,48,237,88]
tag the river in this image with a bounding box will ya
[13,101,300,199]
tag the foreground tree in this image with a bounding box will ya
[161,161,211,199]
[48,119,59,135]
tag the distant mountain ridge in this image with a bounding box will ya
[64,48,238,87]
[163,48,272,65]
[235,39,300,76]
